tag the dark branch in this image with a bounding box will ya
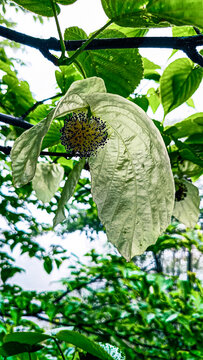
[0,145,73,158]
[0,113,32,129]
[0,25,203,66]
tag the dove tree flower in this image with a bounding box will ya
[11,77,175,260]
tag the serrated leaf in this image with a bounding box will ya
[64,27,143,97]
[55,330,114,360]
[53,159,85,227]
[12,0,60,17]
[160,59,203,116]
[88,93,175,259]
[173,180,200,228]
[101,0,203,28]
[165,113,203,138]
[32,163,64,203]
[11,110,55,188]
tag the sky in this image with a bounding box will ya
[1,0,203,289]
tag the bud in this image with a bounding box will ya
[60,112,108,158]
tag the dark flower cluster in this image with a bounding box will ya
[175,179,188,202]
[60,112,108,158]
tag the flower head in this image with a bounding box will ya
[60,112,108,158]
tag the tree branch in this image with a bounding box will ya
[0,145,73,158]
[0,25,203,66]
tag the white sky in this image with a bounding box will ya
[1,0,203,289]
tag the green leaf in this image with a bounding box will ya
[11,110,55,187]
[172,25,197,37]
[55,64,83,93]
[173,180,200,228]
[4,332,50,345]
[43,256,53,274]
[108,23,148,37]
[160,59,203,116]
[41,120,64,150]
[55,330,114,360]
[53,159,85,227]
[165,113,203,138]
[147,88,160,113]
[131,95,149,112]
[12,0,60,17]
[186,98,195,108]
[178,161,203,178]
[143,58,161,77]
[0,342,43,356]
[32,163,64,203]
[57,0,77,4]
[101,0,203,28]
[64,27,143,97]
[88,93,175,259]
[174,139,203,167]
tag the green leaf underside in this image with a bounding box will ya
[56,330,114,360]
[88,93,175,259]
[165,113,203,139]
[11,110,55,188]
[101,0,203,28]
[12,0,60,16]
[4,332,50,345]
[160,59,203,115]
[53,159,85,227]
[0,342,43,356]
[32,163,64,203]
[64,27,143,98]
[173,180,200,228]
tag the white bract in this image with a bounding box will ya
[11,77,175,259]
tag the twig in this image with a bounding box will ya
[0,145,74,158]
[0,25,203,66]
[53,275,102,304]
[54,339,66,360]
[20,92,63,120]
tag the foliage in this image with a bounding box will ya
[0,249,203,360]
[0,0,203,359]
